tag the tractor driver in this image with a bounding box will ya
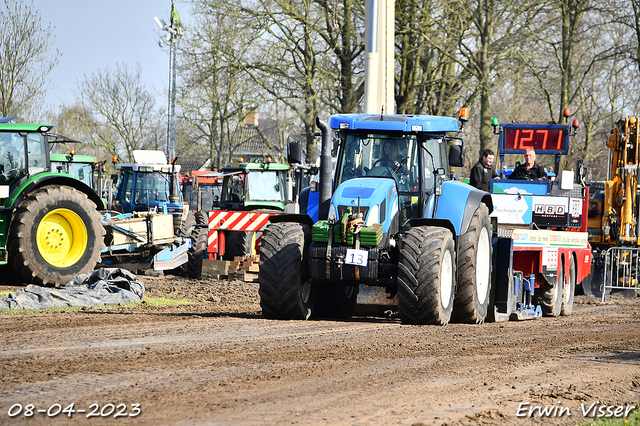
[374,140,404,169]
[510,148,547,181]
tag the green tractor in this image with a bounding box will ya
[0,120,104,286]
[208,154,313,260]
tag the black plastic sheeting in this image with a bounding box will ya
[0,268,145,310]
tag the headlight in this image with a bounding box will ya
[366,205,379,226]
[328,203,337,221]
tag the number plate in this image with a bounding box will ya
[345,249,368,266]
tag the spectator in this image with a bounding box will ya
[470,149,498,191]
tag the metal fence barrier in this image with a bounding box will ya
[603,247,640,301]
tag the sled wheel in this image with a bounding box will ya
[539,261,564,317]
[561,256,576,316]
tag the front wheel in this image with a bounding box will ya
[398,227,456,325]
[8,185,105,287]
[259,222,313,320]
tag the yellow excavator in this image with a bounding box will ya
[586,117,640,299]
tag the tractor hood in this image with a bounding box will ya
[328,177,398,234]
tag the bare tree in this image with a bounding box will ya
[0,0,59,119]
[75,63,162,161]
[180,0,264,169]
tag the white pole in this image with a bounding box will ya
[363,0,379,114]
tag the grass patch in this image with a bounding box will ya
[0,296,192,314]
[581,404,640,425]
[142,296,192,307]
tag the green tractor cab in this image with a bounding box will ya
[217,159,292,212]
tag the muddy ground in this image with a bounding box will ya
[0,274,639,426]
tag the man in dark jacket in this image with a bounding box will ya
[510,148,547,180]
[470,149,498,191]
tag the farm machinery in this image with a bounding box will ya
[257,111,591,324]
[202,152,314,260]
[0,121,106,286]
[181,170,223,213]
[103,150,208,278]
[488,115,591,316]
[0,119,206,287]
[586,117,640,299]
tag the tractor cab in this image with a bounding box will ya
[329,113,464,230]
[111,150,184,217]
[217,159,291,212]
[0,124,51,191]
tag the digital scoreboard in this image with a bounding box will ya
[499,123,570,155]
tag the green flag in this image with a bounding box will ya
[170,0,183,36]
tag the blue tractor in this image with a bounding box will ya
[108,150,208,278]
[259,112,495,324]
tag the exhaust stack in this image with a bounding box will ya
[316,117,333,220]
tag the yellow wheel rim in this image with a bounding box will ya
[36,208,88,268]
[250,232,258,256]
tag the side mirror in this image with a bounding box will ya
[110,174,118,182]
[449,144,466,167]
[287,141,303,164]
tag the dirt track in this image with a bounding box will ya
[1,275,639,426]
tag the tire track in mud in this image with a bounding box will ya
[1,296,639,425]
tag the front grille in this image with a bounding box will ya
[308,243,378,281]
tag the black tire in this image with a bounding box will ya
[397,227,456,325]
[312,282,358,319]
[224,231,256,260]
[187,211,208,279]
[538,263,563,317]
[561,257,576,316]
[167,210,208,279]
[8,185,105,287]
[452,204,492,324]
[259,222,313,320]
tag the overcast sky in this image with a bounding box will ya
[35,0,190,111]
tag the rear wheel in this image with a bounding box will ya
[398,227,456,325]
[259,222,313,320]
[167,210,209,279]
[8,185,105,287]
[452,204,492,324]
[186,211,209,278]
[561,257,576,316]
[225,231,257,260]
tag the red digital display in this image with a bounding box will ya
[503,127,567,152]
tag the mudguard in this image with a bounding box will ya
[432,180,493,236]
[299,187,319,223]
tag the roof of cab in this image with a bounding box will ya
[329,114,459,133]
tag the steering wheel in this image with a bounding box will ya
[343,165,362,179]
[366,165,394,177]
